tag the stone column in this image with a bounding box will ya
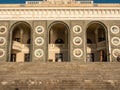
[20,28,23,43]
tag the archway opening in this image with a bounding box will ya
[10,22,31,62]
[48,22,69,62]
[86,22,108,62]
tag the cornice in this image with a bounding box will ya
[0,7,120,20]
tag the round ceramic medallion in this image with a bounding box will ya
[111,26,119,34]
[0,26,7,34]
[35,37,44,46]
[0,37,6,45]
[112,49,120,58]
[111,37,120,46]
[34,49,44,58]
[35,26,44,34]
[0,49,5,57]
[73,25,82,34]
[73,49,83,57]
[73,37,82,45]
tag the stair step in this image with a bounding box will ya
[0,62,120,89]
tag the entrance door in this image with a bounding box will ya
[24,54,30,62]
[11,54,16,62]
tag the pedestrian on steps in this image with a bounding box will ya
[117,54,120,62]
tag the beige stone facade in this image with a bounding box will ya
[0,0,120,62]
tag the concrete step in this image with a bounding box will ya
[0,62,120,90]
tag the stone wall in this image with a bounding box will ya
[0,20,120,62]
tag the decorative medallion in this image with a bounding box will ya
[112,49,120,58]
[73,37,82,45]
[34,49,44,58]
[73,49,83,57]
[35,26,44,34]
[0,49,5,57]
[73,25,82,34]
[0,26,7,34]
[35,37,44,46]
[0,37,6,45]
[111,37,120,46]
[111,26,119,34]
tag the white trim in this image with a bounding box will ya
[108,26,112,62]
[0,7,120,9]
[0,17,120,21]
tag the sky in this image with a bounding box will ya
[0,0,120,4]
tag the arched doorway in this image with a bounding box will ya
[48,22,69,62]
[86,22,108,62]
[10,22,32,62]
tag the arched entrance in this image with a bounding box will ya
[48,22,69,62]
[86,22,109,62]
[9,22,32,62]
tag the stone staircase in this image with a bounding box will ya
[0,62,120,90]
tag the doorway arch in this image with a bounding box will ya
[9,21,32,62]
[48,21,70,62]
[86,21,109,62]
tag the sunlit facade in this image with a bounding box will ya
[0,0,120,62]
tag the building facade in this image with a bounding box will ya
[0,0,120,62]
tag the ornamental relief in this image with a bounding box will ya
[73,37,82,46]
[35,26,44,34]
[111,37,120,46]
[34,49,44,58]
[0,26,7,34]
[73,25,82,34]
[0,37,6,45]
[35,37,44,46]
[111,25,119,34]
[73,49,83,58]
[112,49,120,58]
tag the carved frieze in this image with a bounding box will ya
[0,8,120,20]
